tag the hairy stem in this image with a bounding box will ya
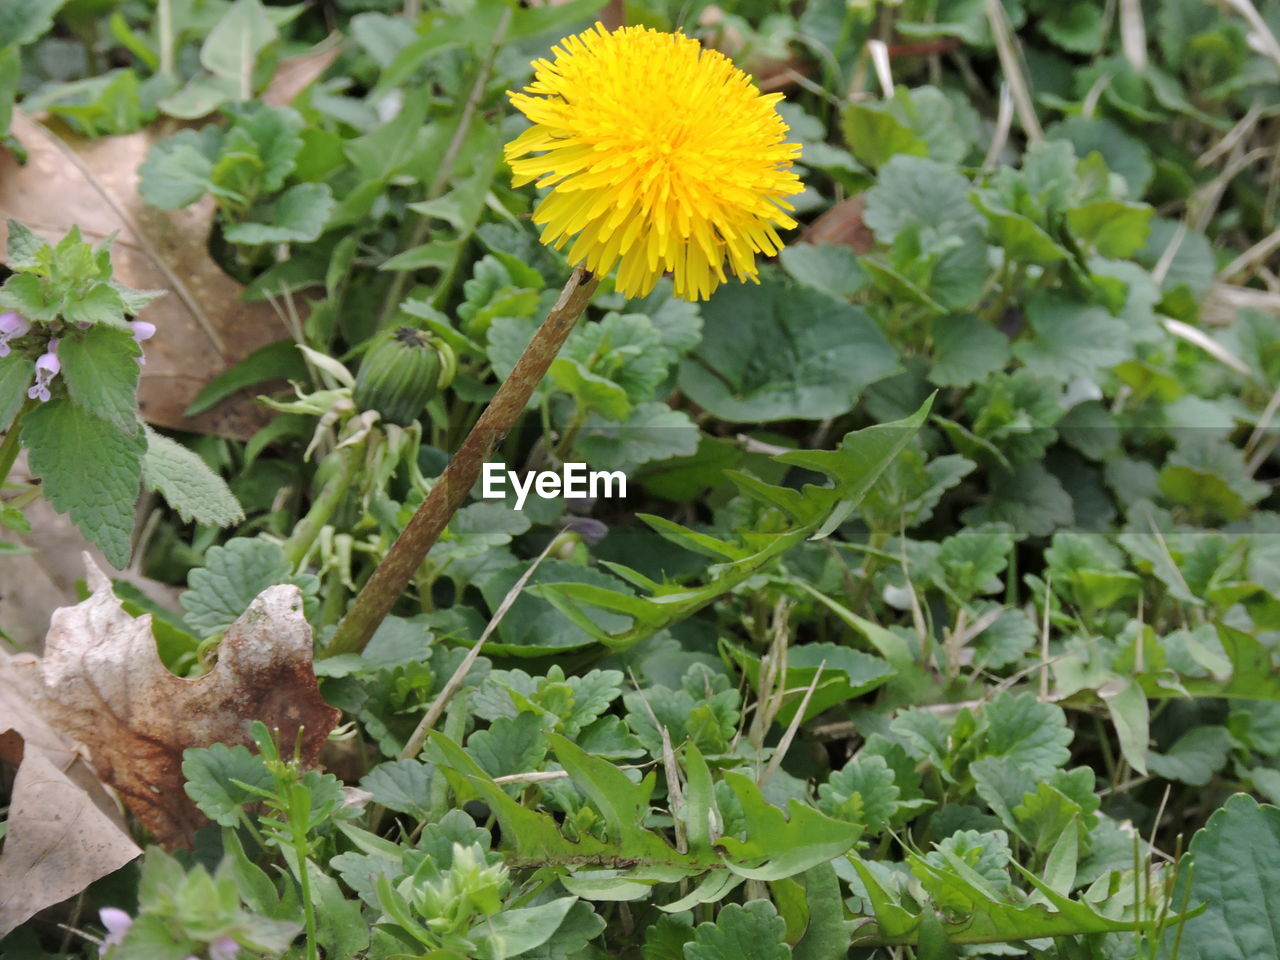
[0,399,34,486]
[324,267,599,657]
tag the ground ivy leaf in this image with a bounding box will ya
[818,755,900,834]
[982,692,1073,778]
[181,742,273,827]
[466,712,548,781]
[863,155,983,247]
[223,183,335,245]
[963,461,1074,537]
[180,536,319,636]
[142,427,245,527]
[685,900,789,960]
[678,279,899,423]
[359,758,434,820]
[1015,291,1132,382]
[21,398,146,567]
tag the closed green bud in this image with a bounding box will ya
[353,326,455,426]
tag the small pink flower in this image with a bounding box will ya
[98,907,133,956]
[128,320,156,365]
[208,937,239,960]
[27,339,60,402]
[0,311,30,358]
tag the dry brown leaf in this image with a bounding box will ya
[262,35,343,108]
[0,112,291,440]
[27,557,340,850]
[799,195,875,254]
[0,650,141,937]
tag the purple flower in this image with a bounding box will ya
[98,907,133,956]
[128,320,156,365]
[0,311,30,358]
[208,937,239,960]
[27,339,60,402]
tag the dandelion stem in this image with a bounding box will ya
[324,267,599,657]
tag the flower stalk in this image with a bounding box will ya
[324,267,599,657]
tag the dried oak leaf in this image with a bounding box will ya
[0,111,290,440]
[0,651,141,938]
[28,558,340,850]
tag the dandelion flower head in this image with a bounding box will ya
[505,23,803,301]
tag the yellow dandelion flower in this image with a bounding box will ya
[504,22,803,302]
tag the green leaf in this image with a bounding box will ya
[1014,291,1133,382]
[841,100,927,169]
[541,400,931,650]
[142,427,244,527]
[982,693,1073,778]
[818,755,900,834]
[0,0,65,47]
[185,339,308,416]
[181,536,318,636]
[1066,200,1152,257]
[223,183,334,244]
[138,127,222,209]
[61,282,126,327]
[466,712,548,781]
[678,279,898,423]
[21,399,145,567]
[972,193,1070,265]
[57,324,142,433]
[1158,438,1268,522]
[200,0,276,81]
[226,103,305,193]
[718,771,862,880]
[471,898,578,960]
[1047,117,1153,198]
[963,461,1073,537]
[863,156,983,247]
[644,914,696,960]
[793,862,855,960]
[181,742,273,827]
[684,901,790,960]
[1147,726,1232,786]
[0,353,33,432]
[778,243,868,299]
[1162,793,1280,959]
[575,403,700,471]
[1100,679,1150,776]
[722,640,895,727]
[1038,1,1106,53]
[359,758,434,821]
[937,525,1014,600]
[929,315,1010,388]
